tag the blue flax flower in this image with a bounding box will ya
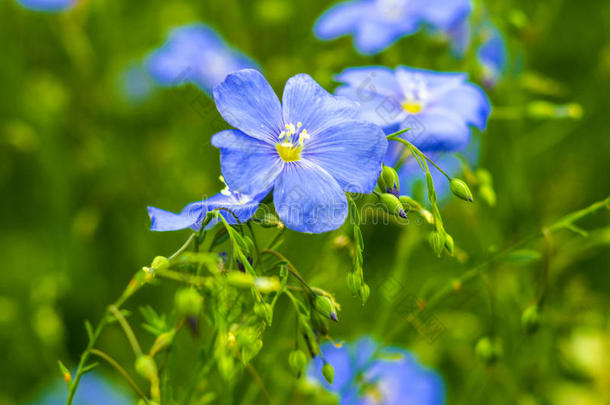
[16,0,75,12]
[309,337,445,405]
[335,66,490,152]
[148,187,266,232]
[211,69,387,233]
[146,24,258,95]
[314,0,472,55]
[477,23,508,88]
[28,373,132,405]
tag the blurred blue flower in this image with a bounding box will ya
[477,23,508,87]
[211,69,387,233]
[148,188,267,232]
[335,66,490,152]
[314,0,472,55]
[121,63,155,103]
[146,24,258,95]
[28,373,131,405]
[309,337,445,405]
[16,0,75,12]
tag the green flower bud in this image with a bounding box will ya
[150,330,176,356]
[359,283,370,304]
[444,233,455,255]
[311,311,330,335]
[428,231,445,258]
[175,288,203,318]
[151,256,170,271]
[379,193,407,218]
[379,165,400,194]
[254,276,281,293]
[475,337,502,365]
[314,295,338,322]
[521,305,541,335]
[322,363,334,385]
[450,179,474,202]
[288,349,308,377]
[226,272,255,288]
[254,302,273,325]
[259,213,283,228]
[399,195,422,212]
[135,355,157,379]
[346,272,361,296]
[479,185,496,207]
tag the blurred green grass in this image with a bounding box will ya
[1,0,609,403]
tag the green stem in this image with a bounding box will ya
[109,305,143,358]
[90,349,147,401]
[387,135,453,181]
[261,250,315,296]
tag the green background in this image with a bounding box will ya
[1,0,609,403]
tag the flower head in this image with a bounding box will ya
[146,24,258,95]
[308,337,445,405]
[477,23,508,88]
[335,66,490,152]
[314,0,472,55]
[16,0,75,12]
[148,187,266,232]
[211,69,387,233]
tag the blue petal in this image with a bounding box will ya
[335,66,403,99]
[303,120,387,194]
[282,73,359,136]
[17,0,75,12]
[477,24,508,87]
[146,25,223,88]
[395,66,467,97]
[148,202,205,232]
[313,0,366,40]
[213,69,283,144]
[211,129,283,195]
[414,0,472,31]
[364,351,445,405]
[427,82,491,130]
[273,161,347,233]
[404,111,471,151]
[354,21,405,55]
[148,191,265,232]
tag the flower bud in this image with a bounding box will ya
[346,272,360,296]
[379,193,407,218]
[314,295,338,322]
[322,363,334,385]
[521,305,541,334]
[399,195,422,212]
[379,165,400,195]
[450,179,474,202]
[359,283,370,304]
[151,256,170,271]
[475,337,502,365]
[226,272,255,288]
[150,330,176,356]
[444,233,455,255]
[289,349,309,377]
[311,311,330,335]
[479,185,496,207]
[254,302,273,325]
[259,213,283,228]
[175,288,203,318]
[135,355,157,379]
[428,231,445,258]
[254,276,281,293]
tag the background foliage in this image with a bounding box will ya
[1,0,609,404]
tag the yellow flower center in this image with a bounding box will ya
[401,100,423,114]
[276,122,309,162]
[276,142,302,162]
